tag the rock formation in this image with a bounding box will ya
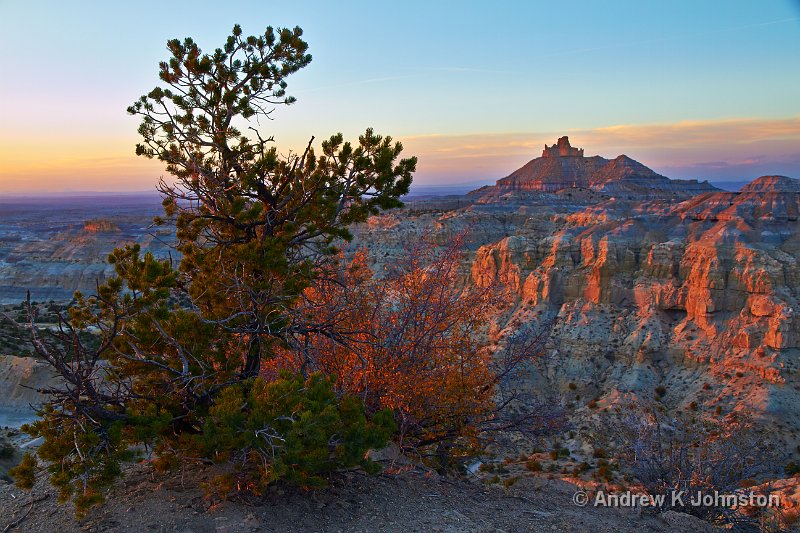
[3,169,800,465]
[467,175,800,450]
[741,175,800,193]
[0,195,168,304]
[350,173,800,457]
[542,136,584,158]
[83,218,120,233]
[471,136,718,200]
[0,355,59,428]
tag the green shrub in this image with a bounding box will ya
[197,372,395,493]
[9,452,37,491]
[592,447,607,459]
[525,459,542,472]
[594,459,613,481]
[572,462,590,475]
[17,372,393,515]
[550,447,570,461]
[0,442,14,460]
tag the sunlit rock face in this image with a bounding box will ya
[466,175,800,443]
[740,175,800,193]
[351,173,800,451]
[542,136,585,158]
[2,170,799,453]
[470,136,718,201]
[82,218,121,233]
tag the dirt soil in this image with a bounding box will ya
[0,462,684,533]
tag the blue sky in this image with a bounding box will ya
[1,0,799,192]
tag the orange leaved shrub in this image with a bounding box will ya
[266,233,502,453]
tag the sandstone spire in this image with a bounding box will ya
[542,136,584,158]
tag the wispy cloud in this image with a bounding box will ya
[428,66,515,75]
[3,116,798,192]
[400,116,800,185]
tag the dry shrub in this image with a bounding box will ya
[268,232,561,460]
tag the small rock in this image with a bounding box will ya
[660,510,713,532]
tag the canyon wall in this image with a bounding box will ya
[468,176,800,448]
[352,175,800,453]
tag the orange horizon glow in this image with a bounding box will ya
[398,115,800,184]
[2,1,798,194]
[2,115,799,194]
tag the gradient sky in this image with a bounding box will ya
[1,0,799,193]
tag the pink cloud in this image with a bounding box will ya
[399,116,800,186]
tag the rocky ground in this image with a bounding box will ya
[0,462,697,533]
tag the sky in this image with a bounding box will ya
[0,0,799,193]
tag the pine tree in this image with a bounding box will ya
[14,23,412,516]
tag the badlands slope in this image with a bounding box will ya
[469,176,800,443]
[1,143,798,458]
[353,139,800,459]
[0,195,167,305]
